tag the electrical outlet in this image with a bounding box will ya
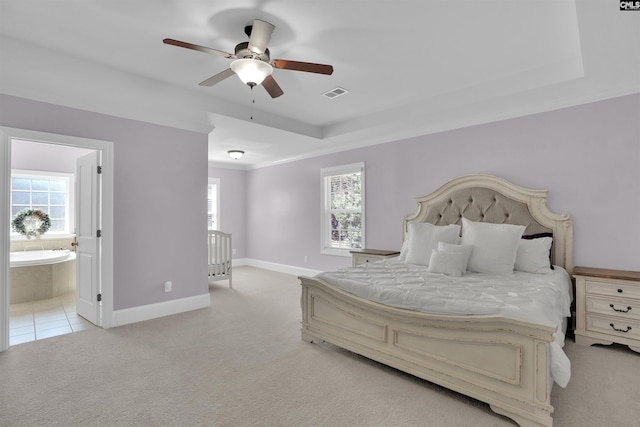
[232,249,237,255]
[304,256,308,264]
[164,281,172,292]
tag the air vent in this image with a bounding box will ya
[323,87,349,99]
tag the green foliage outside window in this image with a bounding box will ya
[329,172,362,249]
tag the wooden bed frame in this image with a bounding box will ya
[300,174,573,427]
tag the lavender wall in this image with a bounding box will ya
[1,94,209,310]
[207,166,247,259]
[246,93,640,272]
[4,91,637,314]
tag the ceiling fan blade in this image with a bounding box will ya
[271,59,333,75]
[248,19,274,54]
[163,38,235,59]
[262,75,284,98]
[199,68,236,87]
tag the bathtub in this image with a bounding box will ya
[10,249,77,304]
[10,249,76,268]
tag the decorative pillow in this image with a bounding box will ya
[427,250,466,276]
[438,241,473,260]
[461,218,525,275]
[427,242,473,276]
[515,236,553,274]
[404,223,461,266]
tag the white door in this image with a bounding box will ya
[75,151,101,325]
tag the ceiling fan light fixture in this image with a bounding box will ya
[230,58,273,87]
[227,150,245,160]
[164,18,333,99]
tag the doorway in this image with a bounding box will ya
[9,140,96,345]
[0,127,114,352]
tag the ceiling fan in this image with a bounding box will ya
[163,19,334,98]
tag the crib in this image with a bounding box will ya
[207,230,232,288]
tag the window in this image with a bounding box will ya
[208,177,220,230]
[10,170,73,235]
[321,163,365,256]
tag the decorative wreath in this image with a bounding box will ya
[11,208,51,238]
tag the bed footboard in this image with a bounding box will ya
[300,276,557,427]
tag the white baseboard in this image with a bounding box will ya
[109,259,319,328]
[111,293,210,327]
[237,258,322,277]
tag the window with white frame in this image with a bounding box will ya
[321,163,365,255]
[10,170,73,235]
[207,177,220,230]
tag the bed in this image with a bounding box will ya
[299,174,573,427]
[207,230,232,288]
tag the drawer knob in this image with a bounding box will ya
[609,323,632,333]
[609,304,632,313]
[617,289,623,293]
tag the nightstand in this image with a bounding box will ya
[574,266,640,353]
[350,249,400,267]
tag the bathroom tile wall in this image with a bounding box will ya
[10,237,77,304]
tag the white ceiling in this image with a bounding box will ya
[1,1,638,168]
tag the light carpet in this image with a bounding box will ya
[1,266,638,426]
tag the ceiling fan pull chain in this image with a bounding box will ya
[251,92,255,121]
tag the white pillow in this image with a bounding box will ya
[427,242,473,276]
[515,237,553,274]
[438,241,473,260]
[461,218,525,275]
[404,223,461,266]
[397,238,410,262]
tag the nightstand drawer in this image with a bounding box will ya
[586,296,640,321]
[574,267,640,352]
[350,249,400,267]
[585,314,640,341]
[352,254,386,266]
[585,280,640,300]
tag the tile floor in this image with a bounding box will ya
[9,292,97,346]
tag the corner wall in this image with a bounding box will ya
[207,166,247,259]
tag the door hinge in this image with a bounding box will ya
[97,293,102,302]
[97,165,102,174]
[97,229,102,238]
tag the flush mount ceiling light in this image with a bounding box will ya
[227,150,245,160]
[230,58,273,87]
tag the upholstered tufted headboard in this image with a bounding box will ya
[403,174,574,272]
